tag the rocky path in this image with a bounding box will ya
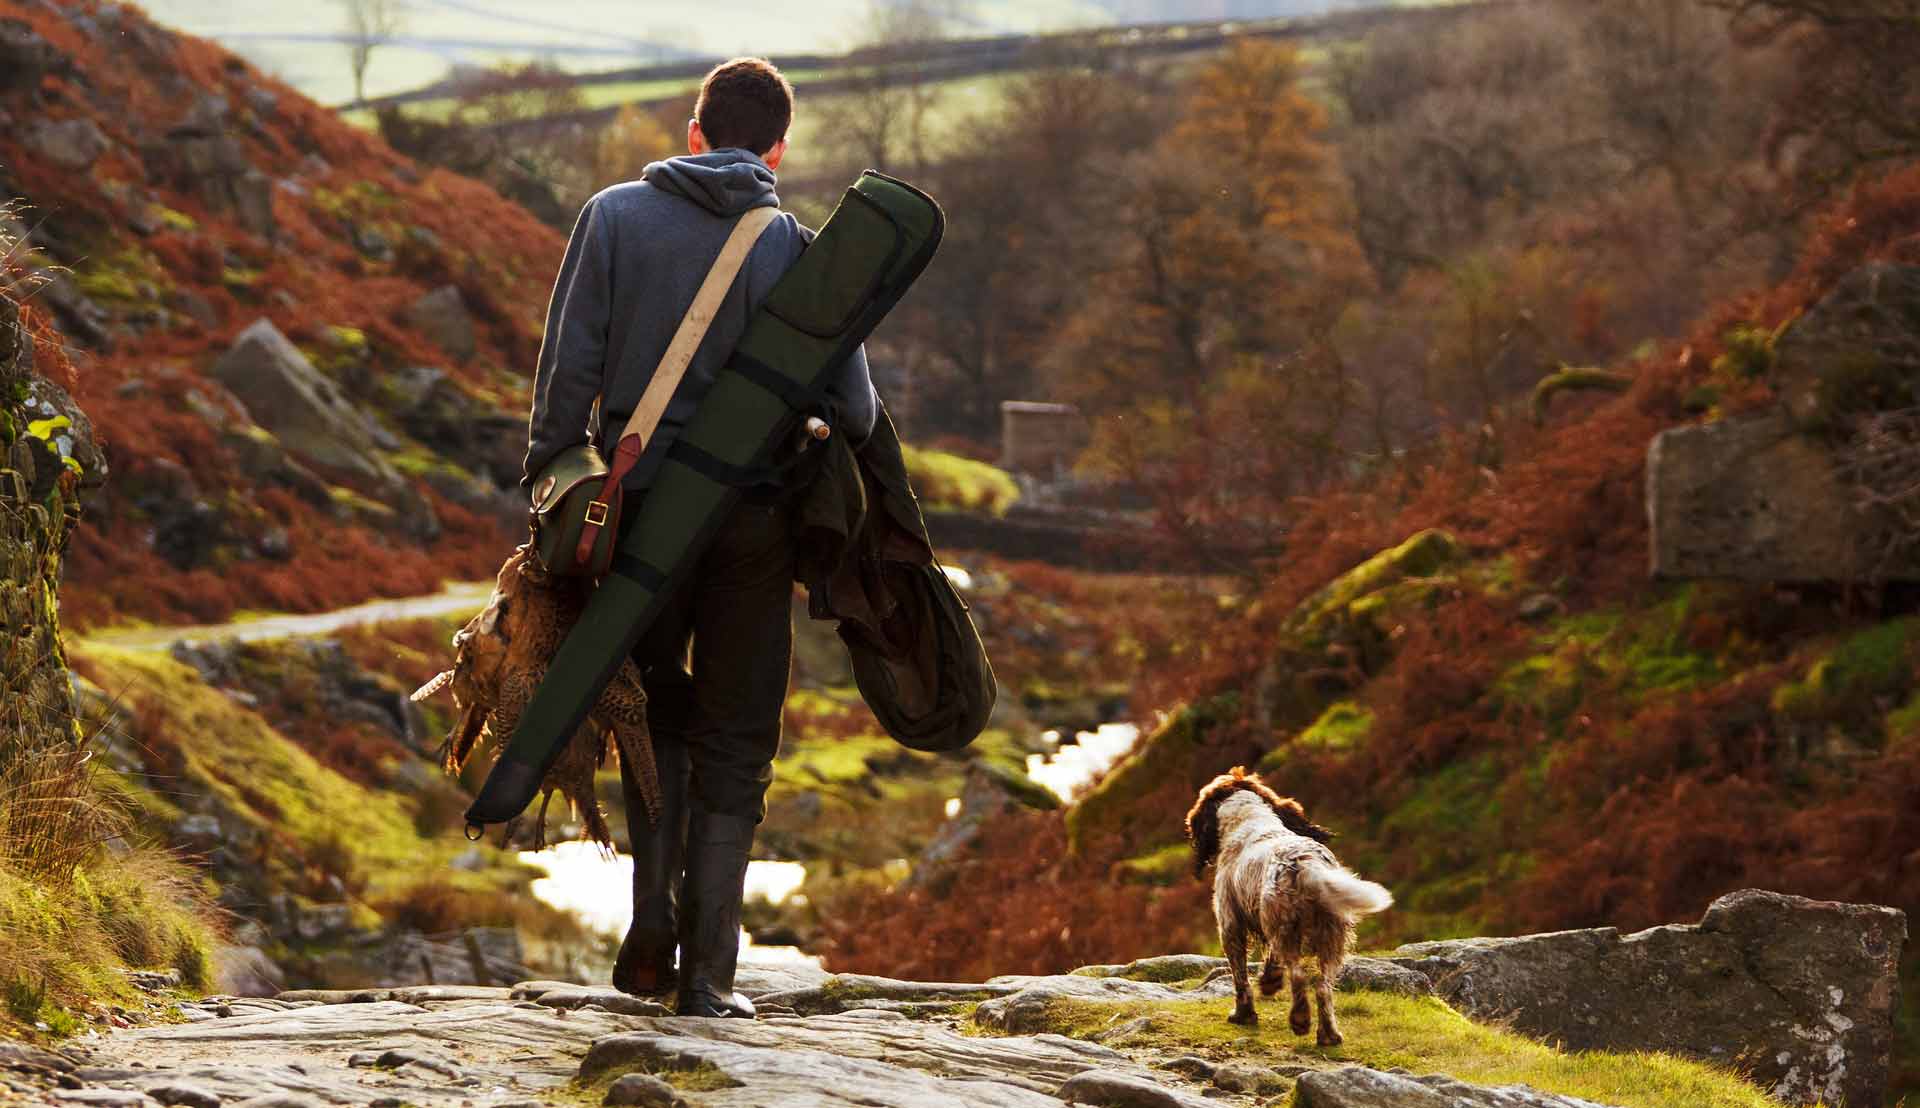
[79,581,493,653]
[6,960,1591,1108]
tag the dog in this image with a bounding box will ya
[1185,767,1391,1045]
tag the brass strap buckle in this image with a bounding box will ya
[584,500,611,527]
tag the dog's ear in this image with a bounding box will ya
[1185,771,1240,881]
[1270,796,1335,844]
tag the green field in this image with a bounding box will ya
[134,0,1123,107]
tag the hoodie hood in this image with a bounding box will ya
[642,149,780,217]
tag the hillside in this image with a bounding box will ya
[823,157,1920,1097]
[0,0,561,630]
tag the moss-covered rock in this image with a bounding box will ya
[1772,617,1919,731]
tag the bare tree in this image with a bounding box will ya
[340,0,407,106]
[810,0,970,176]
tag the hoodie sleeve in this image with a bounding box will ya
[523,196,615,493]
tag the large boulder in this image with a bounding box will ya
[208,319,399,488]
[1390,889,1906,1108]
[1644,411,1908,581]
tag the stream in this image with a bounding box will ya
[519,720,1146,956]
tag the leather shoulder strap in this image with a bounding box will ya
[613,205,781,451]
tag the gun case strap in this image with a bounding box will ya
[573,205,781,566]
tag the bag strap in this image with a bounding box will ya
[575,205,781,566]
[612,204,782,457]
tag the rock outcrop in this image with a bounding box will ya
[1648,262,1920,582]
[208,319,400,487]
[1645,411,1894,581]
[1391,889,1906,1108]
[0,293,99,743]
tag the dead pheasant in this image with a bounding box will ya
[411,546,658,850]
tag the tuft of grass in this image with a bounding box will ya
[992,992,1781,1108]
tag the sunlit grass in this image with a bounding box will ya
[998,991,1784,1108]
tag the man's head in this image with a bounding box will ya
[689,57,793,169]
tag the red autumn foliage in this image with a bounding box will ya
[0,0,566,629]
[821,809,1211,981]
[836,162,1920,999]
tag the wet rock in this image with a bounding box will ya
[531,987,671,1017]
[580,1015,1121,1104]
[208,320,398,487]
[1392,889,1905,1108]
[144,1083,221,1108]
[26,118,111,171]
[402,286,476,363]
[756,974,1024,1017]
[1294,1067,1616,1108]
[603,1073,683,1107]
[1055,1069,1212,1108]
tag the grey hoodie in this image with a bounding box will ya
[522,149,876,494]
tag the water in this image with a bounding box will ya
[1025,722,1142,803]
[519,843,819,968]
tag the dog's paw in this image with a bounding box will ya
[1257,965,1285,997]
[1226,1007,1258,1027]
[1316,1027,1345,1048]
[1289,1007,1312,1036]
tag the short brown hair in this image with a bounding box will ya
[695,58,793,157]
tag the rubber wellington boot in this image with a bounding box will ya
[611,739,688,996]
[674,807,757,1018]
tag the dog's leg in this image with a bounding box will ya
[1258,950,1286,998]
[1288,960,1312,1036]
[1314,922,1348,1047]
[1222,918,1257,1026]
[1315,962,1343,1047]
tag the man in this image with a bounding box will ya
[523,58,876,1019]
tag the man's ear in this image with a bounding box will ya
[687,118,708,155]
[763,137,788,171]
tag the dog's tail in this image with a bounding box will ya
[1302,858,1393,920]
